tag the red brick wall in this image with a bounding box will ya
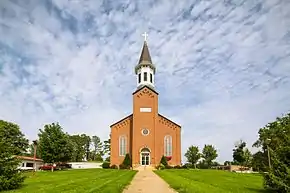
[110,86,181,167]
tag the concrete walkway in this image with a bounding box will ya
[123,170,177,193]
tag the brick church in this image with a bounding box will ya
[110,34,181,169]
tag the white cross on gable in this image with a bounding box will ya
[142,32,148,41]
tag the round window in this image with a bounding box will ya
[142,128,149,136]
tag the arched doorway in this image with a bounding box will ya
[140,148,150,166]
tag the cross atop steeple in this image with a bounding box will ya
[142,32,148,41]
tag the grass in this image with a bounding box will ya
[155,169,267,193]
[5,169,137,193]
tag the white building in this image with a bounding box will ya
[17,156,43,171]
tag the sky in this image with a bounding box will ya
[0,0,290,163]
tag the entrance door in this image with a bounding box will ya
[140,148,150,166]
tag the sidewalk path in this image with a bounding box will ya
[123,170,177,193]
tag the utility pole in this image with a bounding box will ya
[33,140,38,174]
[266,138,271,169]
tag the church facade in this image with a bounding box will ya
[110,37,181,169]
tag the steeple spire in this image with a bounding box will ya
[135,32,156,90]
[138,41,152,64]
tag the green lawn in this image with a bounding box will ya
[155,169,266,193]
[5,169,137,193]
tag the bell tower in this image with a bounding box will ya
[135,32,156,90]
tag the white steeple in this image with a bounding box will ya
[135,32,156,90]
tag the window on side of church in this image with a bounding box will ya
[144,72,147,81]
[119,135,127,156]
[164,135,172,157]
[150,73,153,83]
[138,73,141,83]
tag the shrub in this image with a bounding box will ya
[119,164,130,169]
[165,165,173,169]
[110,164,118,169]
[181,164,190,169]
[174,165,182,169]
[122,153,131,168]
[156,163,165,170]
[102,162,110,169]
[160,155,168,166]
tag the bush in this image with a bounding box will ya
[155,163,165,170]
[119,164,130,169]
[181,163,191,169]
[165,165,173,169]
[102,162,110,169]
[174,165,182,169]
[160,155,168,166]
[110,164,118,169]
[122,154,131,168]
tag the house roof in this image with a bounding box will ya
[16,155,43,162]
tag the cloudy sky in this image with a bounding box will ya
[0,0,290,162]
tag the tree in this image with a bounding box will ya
[0,120,29,191]
[233,140,247,167]
[38,123,73,170]
[224,161,231,166]
[81,134,91,161]
[185,145,201,168]
[92,136,103,161]
[103,138,111,161]
[251,151,267,172]
[244,148,252,167]
[253,113,290,192]
[202,144,218,168]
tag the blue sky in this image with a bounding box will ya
[0,0,290,162]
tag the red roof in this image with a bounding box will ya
[16,156,43,162]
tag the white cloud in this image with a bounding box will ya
[0,0,290,163]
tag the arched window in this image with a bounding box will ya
[119,135,127,156]
[164,135,172,156]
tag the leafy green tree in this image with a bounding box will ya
[251,151,267,172]
[202,144,218,168]
[253,113,290,192]
[233,140,246,166]
[224,161,231,166]
[70,134,86,162]
[38,123,73,169]
[0,120,29,191]
[185,145,201,168]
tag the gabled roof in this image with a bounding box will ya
[110,114,133,128]
[158,113,181,128]
[132,85,159,96]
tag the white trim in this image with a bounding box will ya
[119,135,127,156]
[140,148,150,166]
[164,135,172,156]
[141,128,150,136]
[139,147,151,153]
